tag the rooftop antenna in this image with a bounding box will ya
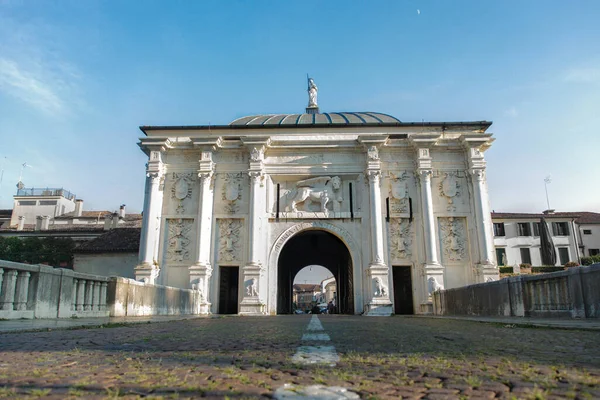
[16,162,32,191]
[544,175,552,210]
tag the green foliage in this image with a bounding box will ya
[499,266,513,273]
[0,236,75,267]
[581,255,600,266]
[531,266,565,273]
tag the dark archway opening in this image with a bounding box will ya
[277,230,354,314]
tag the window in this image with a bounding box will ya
[496,248,507,265]
[583,229,592,235]
[18,200,36,206]
[558,248,569,265]
[590,249,600,256]
[517,223,531,236]
[39,200,57,206]
[520,248,532,265]
[532,222,541,236]
[552,222,569,236]
[493,223,505,237]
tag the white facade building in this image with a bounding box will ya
[492,211,600,266]
[135,97,498,315]
[10,188,77,227]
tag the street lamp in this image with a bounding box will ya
[544,176,552,210]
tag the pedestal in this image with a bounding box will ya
[421,264,444,314]
[189,263,212,314]
[365,263,393,316]
[239,264,266,315]
[134,263,160,284]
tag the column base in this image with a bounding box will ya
[365,263,392,316]
[197,302,212,315]
[134,262,160,284]
[364,301,393,316]
[239,263,263,315]
[420,302,434,314]
[480,263,500,282]
[189,262,213,313]
[239,297,266,315]
[424,263,444,299]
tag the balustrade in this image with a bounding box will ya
[0,261,110,319]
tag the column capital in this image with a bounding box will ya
[248,170,265,186]
[366,169,381,183]
[146,170,163,180]
[416,169,433,181]
[467,168,486,181]
[198,171,214,181]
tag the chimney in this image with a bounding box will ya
[41,215,50,230]
[17,216,25,231]
[112,212,119,228]
[119,204,126,219]
[35,216,43,231]
[543,209,556,215]
[74,199,84,217]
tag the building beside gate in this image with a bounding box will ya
[134,83,498,315]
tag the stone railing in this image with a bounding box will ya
[0,260,109,319]
[108,277,204,317]
[0,260,206,319]
[433,264,600,319]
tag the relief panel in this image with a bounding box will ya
[273,176,348,217]
[387,171,412,215]
[432,171,469,213]
[164,218,195,264]
[438,217,468,263]
[214,173,247,215]
[217,218,244,263]
[388,218,413,261]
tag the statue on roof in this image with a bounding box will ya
[307,76,318,108]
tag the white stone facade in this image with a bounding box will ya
[135,112,498,315]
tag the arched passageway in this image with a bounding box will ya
[277,230,353,314]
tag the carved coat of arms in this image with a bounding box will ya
[171,173,195,214]
[439,172,461,211]
[221,173,243,213]
[389,172,410,213]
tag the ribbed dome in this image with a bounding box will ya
[230,112,401,126]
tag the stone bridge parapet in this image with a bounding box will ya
[0,260,204,319]
[433,264,600,319]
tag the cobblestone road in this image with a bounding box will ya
[0,316,598,399]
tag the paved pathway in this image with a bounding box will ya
[0,315,598,399]
[422,315,600,331]
[0,315,202,333]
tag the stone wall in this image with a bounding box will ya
[107,277,203,317]
[433,264,600,319]
[0,260,204,319]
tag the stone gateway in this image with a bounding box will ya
[135,100,498,315]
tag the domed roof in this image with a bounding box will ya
[230,112,401,126]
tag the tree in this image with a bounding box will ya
[0,236,75,267]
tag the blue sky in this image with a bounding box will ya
[1,0,599,214]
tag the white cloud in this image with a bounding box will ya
[0,58,65,114]
[564,67,600,83]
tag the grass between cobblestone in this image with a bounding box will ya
[0,316,598,399]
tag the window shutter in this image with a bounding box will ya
[552,222,557,236]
